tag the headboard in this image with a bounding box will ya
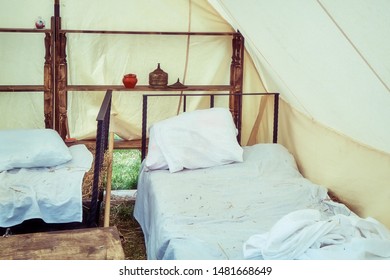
[141,92,280,160]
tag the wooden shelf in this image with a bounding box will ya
[62,29,239,36]
[66,85,233,92]
[0,12,244,139]
[0,85,45,92]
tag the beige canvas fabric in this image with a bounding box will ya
[210,0,390,227]
[1,0,389,228]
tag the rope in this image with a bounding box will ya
[176,0,192,115]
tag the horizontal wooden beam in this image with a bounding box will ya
[0,85,45,92]
[61,29,239,36]
[71,139,145,150]
[0,28,50,34]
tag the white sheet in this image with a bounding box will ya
[0,144,93,228]
[243,209,390,260]
[134,143,357,260]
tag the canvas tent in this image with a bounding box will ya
[208,0,390,228]
[1,0,389,228]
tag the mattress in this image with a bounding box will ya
[134,143,367,259]
[0,144,93,227]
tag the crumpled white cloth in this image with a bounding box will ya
[243,209,390,260]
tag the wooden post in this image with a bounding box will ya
[44,30,53,129]
[54,0,60,134]
[104,132,115,227]
[53,0,68,139]
[57,31,68,139]
[230,32,244,143]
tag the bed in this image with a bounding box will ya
[134,95,390,260]
[0,90,112,232]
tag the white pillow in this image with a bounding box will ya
[145,107,243,173]
[144,125,169,170]
[0,128,72,172]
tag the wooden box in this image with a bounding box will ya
[0,226,125,260]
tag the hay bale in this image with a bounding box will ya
[82,143,110,201]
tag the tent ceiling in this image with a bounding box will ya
[209,0,390,154]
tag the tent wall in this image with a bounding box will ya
[0,0,264,143]
[0,0,53,129]
[277,100,390,227]
[1,0,257,142]
[210,0,390,154]
[61,0,249,141]
[210,0,390,228]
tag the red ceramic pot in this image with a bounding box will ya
[122,74,138,88]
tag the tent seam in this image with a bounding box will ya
[176,0,192,115]
[317,0,390,93]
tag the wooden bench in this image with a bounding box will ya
[0,226,125,260]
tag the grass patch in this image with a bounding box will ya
[109,199,146,260]
[111,149,141,190]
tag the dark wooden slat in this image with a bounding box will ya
[70,139,145,150]
[113,139,144,149]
